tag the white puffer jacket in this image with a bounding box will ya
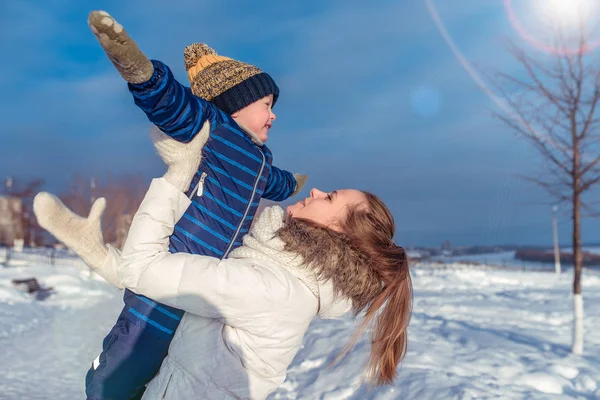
[110,178,351,399]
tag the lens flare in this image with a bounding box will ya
[504,0,600,55]
[424,0,598,151]
[424,0,579,241]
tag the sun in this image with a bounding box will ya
[533,0,598,30]
[505,0,600,55]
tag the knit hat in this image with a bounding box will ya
[184,43,279,114]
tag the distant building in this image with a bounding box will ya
[0,196,24,246]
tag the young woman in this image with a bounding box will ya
[34,127,412,399]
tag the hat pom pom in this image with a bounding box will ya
[184,43,218,71]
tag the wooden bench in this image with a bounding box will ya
[12,278,54,300]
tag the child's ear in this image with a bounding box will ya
[231,111,240,118]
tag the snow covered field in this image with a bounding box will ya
[0,252,599,399]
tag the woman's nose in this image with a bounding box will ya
[310,188,326,198]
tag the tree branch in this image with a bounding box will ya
[580,174,600,193]
[496,112,572,176]
[506,46,571,116]
[578,73,600,140]
[580,200,600,218]
[516,173,570,202]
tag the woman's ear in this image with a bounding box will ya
[328,220,344,233]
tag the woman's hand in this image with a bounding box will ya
[149,122,210,192]
[88,10,154,84]
[33,193,108,270]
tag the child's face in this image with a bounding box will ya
[232,95,276,142]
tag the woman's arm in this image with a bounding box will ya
[94,245,123,289]
[118,178,191,293]
[118,178,286,324]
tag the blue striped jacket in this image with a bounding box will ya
[125,59,298,334]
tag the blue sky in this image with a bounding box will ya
[3,0,600,247]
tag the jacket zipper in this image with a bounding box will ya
[187,171,207,199]
[223,149,265,258]
[161,373,174,399]
[196,172,207,197]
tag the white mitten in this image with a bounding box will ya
[149,121,211,192]
[33,193,108,269]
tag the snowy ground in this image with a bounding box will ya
[1,251,599,399]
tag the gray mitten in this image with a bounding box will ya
[149,121,211,192]
[292,173,308,196]
[88,10,154,84]
[33,194,108,269]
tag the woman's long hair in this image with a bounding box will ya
[279,192,413,386]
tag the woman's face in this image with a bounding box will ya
[286,188,367,231]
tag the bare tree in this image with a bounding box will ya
[61,173,147,249]
[95,173,146,248]
[492,31,600,355]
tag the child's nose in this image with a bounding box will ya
[270,110,276,121]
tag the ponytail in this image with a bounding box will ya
[334,191,413,386]
[365,262,412,385]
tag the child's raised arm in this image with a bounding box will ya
[88,10,217,143]
[128,61,216,142]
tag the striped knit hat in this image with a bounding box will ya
[184,43,279,114]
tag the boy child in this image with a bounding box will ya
[84,10,307,399]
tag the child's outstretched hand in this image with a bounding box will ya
[293,174,308,196]
[88,10,153,84]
